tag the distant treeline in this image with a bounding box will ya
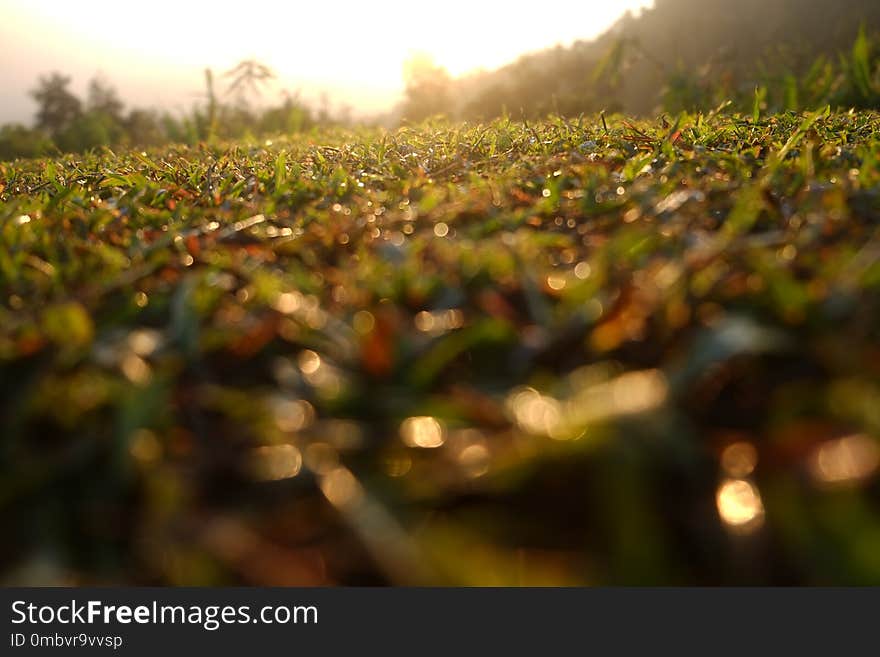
[0,61,350,161]
[401,0,880,121]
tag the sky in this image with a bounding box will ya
[0,0,652,124]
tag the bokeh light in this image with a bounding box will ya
[809,434,879,485]
[721,442,758,478]
[250,444,303,482]
[716,479,764,533]
[401,417,446,448]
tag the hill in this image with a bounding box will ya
[404,0,880,120]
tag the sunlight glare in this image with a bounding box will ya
[1,0,653,114]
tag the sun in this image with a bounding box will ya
[2,0,653,114]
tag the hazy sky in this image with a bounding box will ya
[0,0,652,124]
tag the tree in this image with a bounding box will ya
[30,72,82,136]
[223,59,276,105]
[259,91,313,134]
[87,76,124,122]
[401,54,452,122]
[124,109,164,147]
[203,68,219,140]
[0,124,52,160]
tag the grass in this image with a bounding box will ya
[2,110,880,585]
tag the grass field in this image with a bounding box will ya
[2,110,880,585]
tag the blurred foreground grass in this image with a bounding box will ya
[2,110,880,585]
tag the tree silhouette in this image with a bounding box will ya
[87,76,124,122]
[30,72,82,136]
[203,68,219,140]
[223,59,276,105]
[401,54,452,122]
